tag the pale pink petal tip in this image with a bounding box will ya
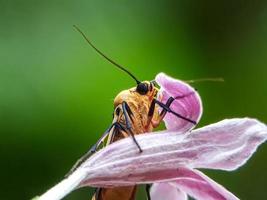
[173,168,239,200]
[150,182,188,200]
[191,118,267,171]
[155,72,203,132]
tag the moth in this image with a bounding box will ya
[68,26,197,200]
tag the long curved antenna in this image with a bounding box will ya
[185,77,224,83]
[73,25,140,84]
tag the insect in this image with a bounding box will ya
[68,25,197,200]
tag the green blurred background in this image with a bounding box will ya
[1,0,267,199]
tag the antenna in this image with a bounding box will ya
[185,77,224,84]
[73,25,140,84]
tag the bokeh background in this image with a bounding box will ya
[1,0,267,199]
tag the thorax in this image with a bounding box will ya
[113,88,158,134]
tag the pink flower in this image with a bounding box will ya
[37,73,267,200]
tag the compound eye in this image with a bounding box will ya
[136,82,148,95]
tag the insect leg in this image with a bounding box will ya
[145,184,151,200]
[121,101,134,129]
[65,123,117,177]
[155,98,196,124]
[147,98,156,122]
[158,92,196,118]
[146,97,174,128]
[148,92,197,128]
[92,123,129,200]
[122,101,143,152]
[109,121,126,143]
[93,188,102,200]
[146,98,159,128]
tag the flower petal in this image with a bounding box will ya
[188,118,267,170]
[150,182,188,200]
[79,118,267,187]
[155,73,202,132]
[38,169,88,200]
[38,118,266,200]
[172,168,239,200]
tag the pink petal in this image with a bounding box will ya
[155,73,202,132]
[172,168,239,200]
[188,118,267,170]
[150,182,188,200]
[78,118,267,187]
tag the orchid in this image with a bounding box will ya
[36,73,267,200]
